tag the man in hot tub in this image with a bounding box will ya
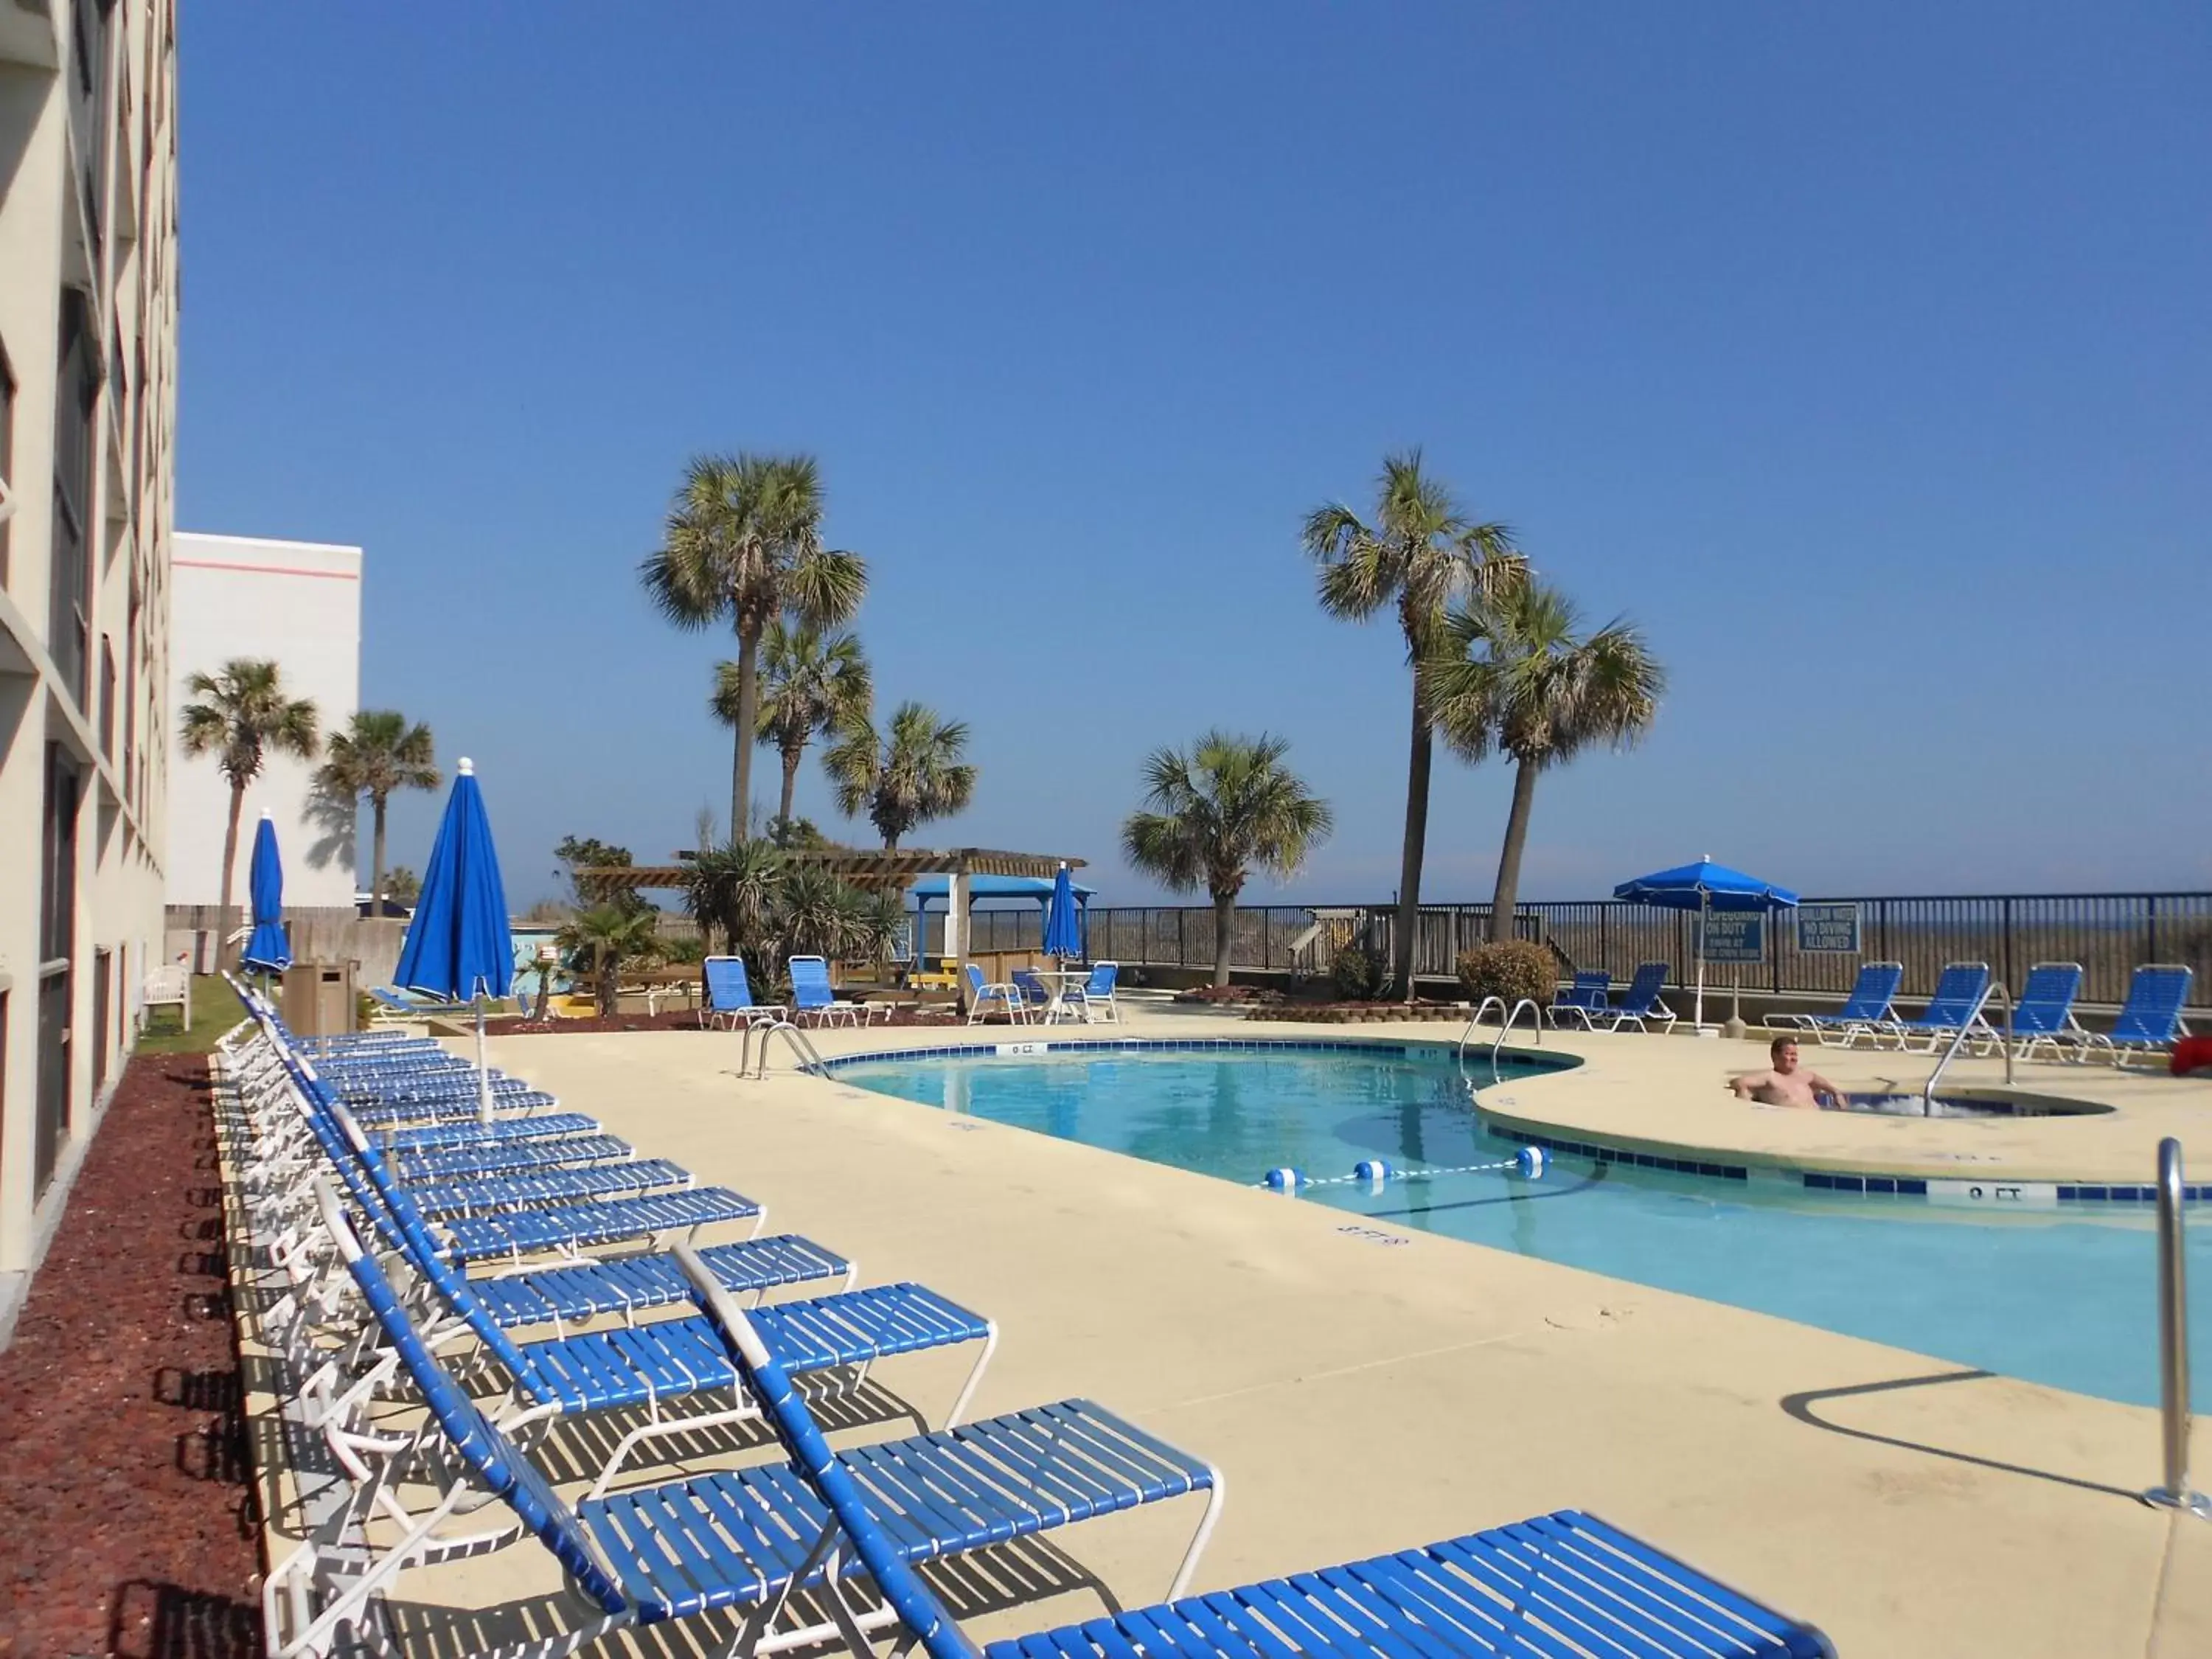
[1729,1037,1849,1110]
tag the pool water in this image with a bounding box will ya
[835,1044,2211,1409]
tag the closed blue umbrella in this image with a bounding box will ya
[1041,862,1084,962]
[1613,856,1800,1029]
[240,811,291,974]
[394,757,513,1117]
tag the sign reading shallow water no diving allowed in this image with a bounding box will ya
[1795,904,1862,954]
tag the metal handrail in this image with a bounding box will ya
[2146,1138,2208,1517]
[1492,998,1543,1065]
[1921,981,2014,1113]
[1457,996,1509,1065]
[738,1017,829,1079]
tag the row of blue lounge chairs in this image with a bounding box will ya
[1765,960,2195,1066]
[225,982,1834,1658]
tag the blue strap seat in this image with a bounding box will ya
[376,1111,602,1151]
[466,1234,851,1329]
[389,1133,635,1183]
[439,1187,760,1262]
[579,1398,1214,1623]
[404,1158,692,1218]
[349,1091,557,1127]
[981,1509,1833,1659]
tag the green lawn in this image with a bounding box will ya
[135,974,248,1055]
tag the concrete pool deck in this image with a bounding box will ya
[291,1009,2207,1658]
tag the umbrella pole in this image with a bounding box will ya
[476,995,494,1123]
[1694,892,1708,1030]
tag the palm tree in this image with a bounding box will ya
[717,621,872,830]
[1302,451,1522,998]
[639,453,867,836]
[824,701,977,849]
[179,659,319,964]
[1428,579,1666,941]
[316,709,439,917]
[683,838,787,960]
[385,866,422,906]
[557,904,664,1016]
[1121,731,1334,987]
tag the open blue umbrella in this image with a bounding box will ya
[394,757,513,1117]
[240,811,291,975]
[1613,856,1800,1029]
[1041,861,1084,963]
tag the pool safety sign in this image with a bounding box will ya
[1795,904,1862,954]
[1695,913,1766,964]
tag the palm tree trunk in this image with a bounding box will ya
[599,953,619,1018]
[731,622,761,838]
[1393,694,1433,1001]
[217,778,246,968]
[1487,754,1542,942]
[778,743,803,827]
[1211,890,1237,987]
[369,795,388,916]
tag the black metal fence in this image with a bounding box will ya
[1082,892,2212,1011]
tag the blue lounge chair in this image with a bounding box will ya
[699,953,785,1030]
[1767,961,1904,1047]
[1011,967,1057,1022]
[1598,960,1677,1032]
[266,1189,1224,1659]
[789,953,873,1026]
[1062,959,1121,1023]
[2008,961,2087,1061]
[1881,961,1992,1051]
[1548,970,1613,1029]
[2081,964,2194,1069]
[964,961,1026,1024]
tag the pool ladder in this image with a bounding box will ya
[737,1018,828,1080]
[1458,995,1543,1085]
[1919,981,2014,1113]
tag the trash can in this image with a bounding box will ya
[281,961,358,1036]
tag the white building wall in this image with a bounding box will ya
[167,533,363,917]
[0,0,181,1338]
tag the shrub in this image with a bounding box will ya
[1457,941,1556,1008]
[1330,945,1383,1001]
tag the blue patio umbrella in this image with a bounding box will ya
[240,811,291,975]
[1041,862,1085,963]
[394,757,513,1117]
[1613,856,1800,1029]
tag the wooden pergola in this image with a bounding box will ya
[577,848,1088,1003]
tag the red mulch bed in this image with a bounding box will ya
[0,1054,261,1658]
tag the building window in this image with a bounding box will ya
[50,290,97,706]
[36,744,82,1195]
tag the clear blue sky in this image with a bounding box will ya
[175,3,2210,907]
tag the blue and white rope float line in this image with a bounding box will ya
[1261,1146,1546,1194]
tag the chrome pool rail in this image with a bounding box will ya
[1921,979,2014,1113]
[736,1017,829,1080]
[2146,1137,2210,1519]
[1457,996,1543,1077]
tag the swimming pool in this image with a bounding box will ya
[832,1040,2210,1410]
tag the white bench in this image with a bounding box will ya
[144,962,191,1029]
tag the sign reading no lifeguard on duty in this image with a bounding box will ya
[1695,914,1767,964]
[1794,904,1862,953]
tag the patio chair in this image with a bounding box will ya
[789,954,872,1026]
[265,1189,1223,1659]
[142,960,191,1030]
[364,985,478,1027]
[962,961,1026,1024]
[1767,961,1902,1047]
[1548,970,1613,1029]
[278,1234,1823,1659]
[699,954,785,1030]
[2080,964,2194,1069]
[1880,961,1992,1051]
[2008,961,2087,1062]
[1062,959,1121,1023]
[1011,967,1060,1023]
[1597,960,1676,1032]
